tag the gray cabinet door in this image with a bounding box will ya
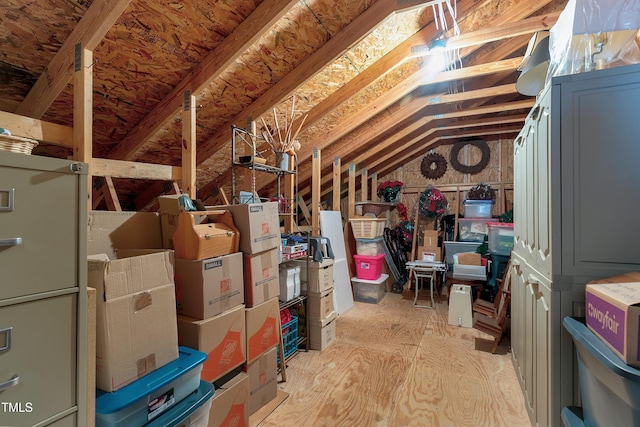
[556,65,640,279]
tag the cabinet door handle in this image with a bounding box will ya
[0,375,19,392]
[0,237,22,246]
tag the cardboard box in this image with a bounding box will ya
[244,347,278,415]
[174,253,244,319]
[208,371,249,427]
[423,230,439,247]
[307,288,336,323]
[245,298,280,363]
[88,211,163,258]
[243,248,279,307]
[157,195,208,250]
[309,311,337,351]
[586,275,640,367]
[212,202,280,254]
[457,252,481,266]
[88,250,179,392]
[417,245,441,262]
[173,210,240,260]
[290,258,334,294]
[177,305,246,382]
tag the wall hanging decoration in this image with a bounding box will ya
[418,185,448,219]
[377,180,403,203]
[420,152,447,179]
[449,139,490,174]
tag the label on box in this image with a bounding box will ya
[586,291,626,355]
[147,388,175,421]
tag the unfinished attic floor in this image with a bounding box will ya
[253,290,530,427]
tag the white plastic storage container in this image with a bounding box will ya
[355,237,385,256]
[463,199,494,218]
[95,347,207,427]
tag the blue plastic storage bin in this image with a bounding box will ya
[463,199,493,218]
[95,346,207,427]
[563,317,640,427]
[147,380,214,427]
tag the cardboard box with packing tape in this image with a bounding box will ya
[88,249,179,392]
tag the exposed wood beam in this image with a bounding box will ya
[73,44,93,209]
[0,112,73,147]
[107,0,298,161]
[195,0,408,201]
[91,158,181,181]
[195,0,402,166]
[298,101,532,199]
[103,177,122,211]
[332,157,341,211]
[312,148,321,236]
[182,91,196,198]
[293,83,519,186]
[16,0,131,118]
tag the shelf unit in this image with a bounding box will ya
[230,125,298,232]
[277,239,311,382]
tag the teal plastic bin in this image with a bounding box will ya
[95,346,207,427]
[563,317,640,427]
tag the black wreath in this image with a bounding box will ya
[420,152,447,180]
[449,139,490,174]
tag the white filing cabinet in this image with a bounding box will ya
[0,151,87,426]
[512,63,640,427]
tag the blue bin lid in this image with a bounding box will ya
[95,346,207,414]
[463,199,494,205]
[563,317,640,381]
[146,380,214,427]
[354,237,384,243]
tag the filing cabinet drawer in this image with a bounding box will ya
[0,162,80,300]
[0,294,77,426]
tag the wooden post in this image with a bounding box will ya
[361,168,368,202]
[348,163,356,219]
[332,156,341,211]
[312,148,321,235]
[103,177,122,211]
[73,43,93,210]
[371,172,378,201]
[182,91,196,198]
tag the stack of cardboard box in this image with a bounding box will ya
[291,257,337,350]
[160,198,282,421]
[417,229,442,262]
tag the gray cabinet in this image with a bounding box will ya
[0,151,87,427]
[512,63,640,427]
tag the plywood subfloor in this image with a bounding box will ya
[255,291,530,426]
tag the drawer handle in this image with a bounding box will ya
[0,237,22,247]
[0,375,19,392]
[0,188,14,212]
[0,327,11,353]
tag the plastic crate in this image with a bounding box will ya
[487,222,514,255]
[349,217,386,238]
[563,317,640,427]
[281,316,299,359]
[353,253,385,280]
[147,380,214,427]
[95,347,207,427]
[457,218,489,242]
[355,237,385,256]
[463,199,494,218]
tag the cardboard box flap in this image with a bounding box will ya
[587,282,640,306]
[90,250,175,301]
[589,272,640,285]
[88,211,163,258]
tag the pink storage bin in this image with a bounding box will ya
[353,254,385,281]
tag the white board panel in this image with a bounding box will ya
[320,211,354,314]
